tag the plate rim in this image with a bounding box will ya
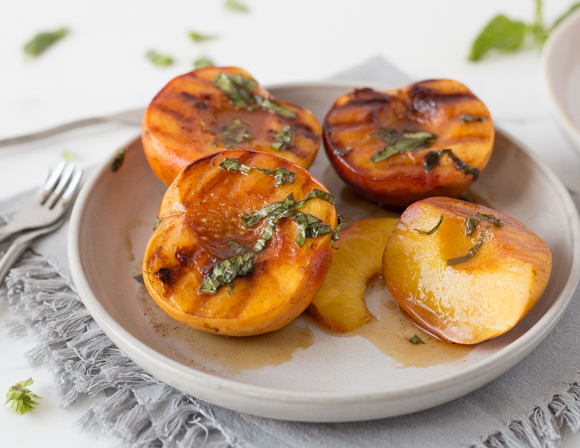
[68,81,580,421]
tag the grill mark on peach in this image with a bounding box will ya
[151,105,193,126]
[179,91,208,109]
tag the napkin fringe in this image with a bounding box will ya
[476,386,580,448]
[0,251,243,448]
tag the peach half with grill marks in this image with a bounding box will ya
[142,149,339,337]
[323,79,494,207]
[142,66,322,186]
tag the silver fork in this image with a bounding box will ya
[0,161,82,244]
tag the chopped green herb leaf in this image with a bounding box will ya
[220,118,252,143]
[146,50,174,67]
[225,0,250,13]
[153,217,161,231]
[345,146,354,153]
[447,226,488,266]
[62,149,74,161]
[4,378,42,414]
[111,147,127,172]
[410,335,425,345]
[465,212,501,237]
[24,27,68,57]
[134,274,145,285]
[370,129,436,163]
[228,282,235,295]
[331,215,346,248]
[213,72,296,118]
[219,158,296,185]
[194,56,215,68]
[415,214,444,235]
[271,125,293,150]
[468,15,527,61]
[423,151,441,172]
[442,149,479,180]
[459,114,484,123]
[188,31,218,42]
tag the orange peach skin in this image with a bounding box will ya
[383,197,552,344]
[143,66,322,186]
[142,149,337,336]
[323,79,494,207]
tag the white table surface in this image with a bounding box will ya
[1,1,580,446]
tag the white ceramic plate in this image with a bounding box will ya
[542,7,580,158]
[68,82,580,422]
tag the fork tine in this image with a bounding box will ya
[40,160,67,204]
[59,170,83,208]
[47,163,75,209]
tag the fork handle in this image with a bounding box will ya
[0,220,64,286]
[0,222,20,245]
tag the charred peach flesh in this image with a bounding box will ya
[143,66,322,185]
[382,197,552,344]
[323,79,494,207]
[142,149,338,337]
[308,218,398,332]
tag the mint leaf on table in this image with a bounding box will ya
[225,0,249,13]
[24,27,68,57]
[468,15,527,61]
[146,50,174,67]
[194,56,215,68]
[188,31,218,43]
[4,378,43,415]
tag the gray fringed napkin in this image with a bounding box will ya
[2,57,580,448]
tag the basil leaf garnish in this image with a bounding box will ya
[447,226,488,266]
[219,158,295,185]
[153,217,161,231]
[468,15,527,62]
[423,151,441,172]
[421,149,479,180]
[466,212,501,236]
[415,214,444,235]
[220,118,252,143]
[111,147,127,172]
[410,335,425,345]
[194,56,215,69]
[188,31,218,42]
[459,114,484,123]
[331,215,346,248]
[146,50,174,67]
[370,129,436,163]
[213,72,296,118]
[271,125,293,151]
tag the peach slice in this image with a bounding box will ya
[308,217,398,332]
[382,197,552,344]
[142,149,338,337]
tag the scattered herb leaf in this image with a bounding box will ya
[447,227,489,266]
[423,149,479,179]
[466,212,501,236]
[153,217,161,231]
[134,274,145,285]
[410,335,425,345]
[24,27,68,57]
[219,158,296,185]
[459,114,484,123]
[271,125,293,150]
[228,282,235,295]
[220,118,252,143]
[370,129,436,163]
[345,146,354,153]
[4,378,42,414]
[188,31,218,43]
[225,0,250,13]
[415,214,444,235]
[194,56,215,68]
[423,151,441,172]
[213,72,296,118]
[146,50,173,67]
[468,15,527,62]
[62,149,74,161]
[111,147,127,172]
[331,215,346,248]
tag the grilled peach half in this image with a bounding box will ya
[142,149,338,337]
[383,197,552,344]
[308,217,398,332]
[323,79,494,207]
[142,66,322,185]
